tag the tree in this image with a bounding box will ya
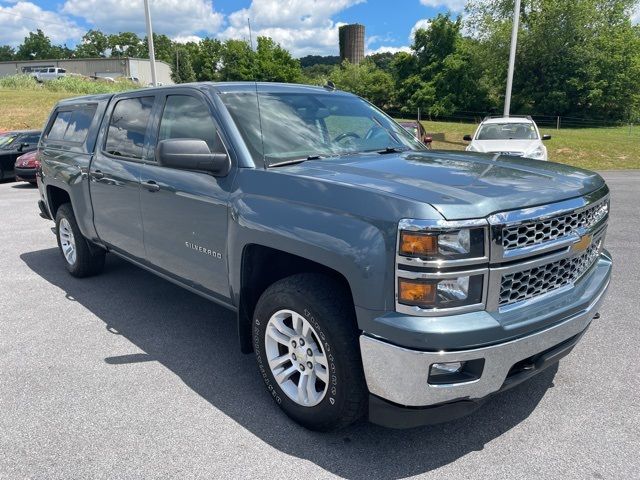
[392,14,493,115]
[255,36,302,83]
[142,33,174,63]
[171,47,196,83]
[108,32,143,57]
[75,30,109,58]
[15,30,54,60]
[328,60,394,108]
[188,38,222,81]
[467,0,640,120]
[218,39,255,81]
[0,45,15,61]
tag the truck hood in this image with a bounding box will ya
[282,150,605,220]
[468,139,539,154]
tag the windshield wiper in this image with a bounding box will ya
[269,155,324,168]
[377,146,410,154]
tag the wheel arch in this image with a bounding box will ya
[237,244,357,354]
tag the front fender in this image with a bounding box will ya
[227,168,443,318]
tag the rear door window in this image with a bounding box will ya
[104,96,154,160]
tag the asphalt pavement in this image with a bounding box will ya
[0,172,638,480]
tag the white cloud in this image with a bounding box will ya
[0,1,83,46]
[173,35,202,44]
[62,0,223,38]
[419,0,466,12]
[366,45,410,55]
[410,18,432,41]
[218,0,365,57]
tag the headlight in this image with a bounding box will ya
[527,145,545,159]
[399,228,485,260]
[397,275,484,309]
[466,144,479,152]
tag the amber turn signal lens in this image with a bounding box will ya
[398,279,436,305]
[400,232,437,257]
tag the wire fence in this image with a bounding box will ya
[387,109,640,135]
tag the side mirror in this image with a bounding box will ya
[157,139,230,176]
[463,135,473,142]
[542,134,551,141]
[424,136,433,144]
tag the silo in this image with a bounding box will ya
[339,24,365,65]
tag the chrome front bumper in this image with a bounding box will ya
[360,259,610,407]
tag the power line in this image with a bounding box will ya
[0,10,78,31]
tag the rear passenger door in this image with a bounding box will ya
[90,93,157,261]
[140,90,233,300]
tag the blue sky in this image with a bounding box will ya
[0,0,465,57]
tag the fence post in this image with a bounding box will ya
[556,116,560,130]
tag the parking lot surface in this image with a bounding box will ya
[0,172,638,480]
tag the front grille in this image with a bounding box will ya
[499,239,601,306]
[492,151,524,157]
[502,200,608,250]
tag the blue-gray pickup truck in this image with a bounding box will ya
[36,82,612,430]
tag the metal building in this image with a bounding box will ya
[339,24,365,65]
[0,57,173,86]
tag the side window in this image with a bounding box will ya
[104,96,154,159]
[47,111,72,140]
[64,106,97,143]
[45,105,97,144]
[158,95,224,153]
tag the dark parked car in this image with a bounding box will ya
[0,130,41,180]
[15,149,40,185]
[399,121,432,147]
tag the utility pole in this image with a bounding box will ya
[144,0,158,87]
[503,0,521,117]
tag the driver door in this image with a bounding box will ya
[140,90,234,301]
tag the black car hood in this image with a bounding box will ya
[281,150,605,220]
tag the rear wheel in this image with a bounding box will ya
[55,203,105,277]
[253,273,367,431]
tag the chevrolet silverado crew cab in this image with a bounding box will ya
[36,83,612,431]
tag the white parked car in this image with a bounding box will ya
[31,67,66,82]
[463,116,551,160]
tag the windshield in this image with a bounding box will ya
[219,91,425,165]
[476,123,538,140]
[0,135,17,149]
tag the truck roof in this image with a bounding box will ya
[56,93,114,105]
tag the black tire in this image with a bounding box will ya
[253,273,367,431]
[55,203,105,277]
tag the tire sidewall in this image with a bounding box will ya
[254,289,346,428]
[55,206,79,274]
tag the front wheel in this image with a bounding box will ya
[55,203,105,277]
[253,273,367,431]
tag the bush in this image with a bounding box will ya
[43,76,139,94]
[0,74,39,90]
[0,74,140,95]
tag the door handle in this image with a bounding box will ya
[143,180,160,192]
[90,170,104,180]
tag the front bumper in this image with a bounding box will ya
[360,252,611,427]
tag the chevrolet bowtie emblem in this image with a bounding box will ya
[572,234,592,253]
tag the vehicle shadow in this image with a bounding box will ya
[21,248,557,479]
[11,182,36,189]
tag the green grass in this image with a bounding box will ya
[398,118,640,170]
[0,76,141,131]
